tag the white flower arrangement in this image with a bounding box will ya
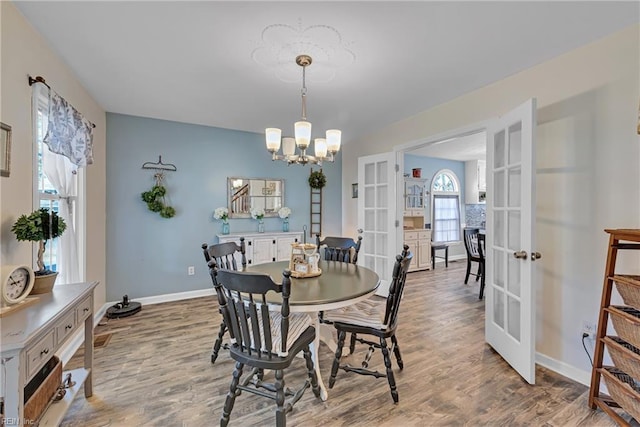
[214,207,229,222]
[278,206,291,219]
[250,207,265,220]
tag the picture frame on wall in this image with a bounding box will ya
[0,122,11,177]
[352,183,358,198]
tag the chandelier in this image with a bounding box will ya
[265,55,341,165]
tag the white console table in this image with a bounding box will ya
[1,281,98,426]
[217,231,303,266]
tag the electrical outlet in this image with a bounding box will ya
[582,320,597,340]
[188,266,195,276]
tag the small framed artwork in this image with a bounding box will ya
[352,183,358,198]
[0,122,11,177]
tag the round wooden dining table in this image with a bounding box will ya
[246,260,380,400]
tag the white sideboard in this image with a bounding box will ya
[1,281,97,426]
[216,231,304,266]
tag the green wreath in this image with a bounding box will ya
[141,184,176,218]
[308,170,327,189]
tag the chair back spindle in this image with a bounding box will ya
[215,268,292,358]
[315,234,362,264]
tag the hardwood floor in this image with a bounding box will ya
[62,261,622,426]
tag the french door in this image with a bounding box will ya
[357,152,397,297]
[485,98,538,384]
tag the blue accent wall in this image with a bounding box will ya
[106,113,341,300]
[403,154,465,224]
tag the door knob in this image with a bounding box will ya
[531,251,542,261]
[513,250,527,259]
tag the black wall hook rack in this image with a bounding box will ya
[142,155,177,172]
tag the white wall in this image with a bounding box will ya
[0,2,107,308]
[343,25,640,384]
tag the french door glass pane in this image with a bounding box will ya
[494,211,505,247]
[507,296,521,342]
[376,234,388,256]
[376,185,388,208]
[364,187,375,208]
[376,210,387,232]
[508,257,521,297]
[365,163,375,185]
[494,170,505,208]
[508,167,521,208]
[365,210,375,230]
[493,249,505,289]
[376,161,387,183]
[508,122,522,164]
[494,130,506,169]
[493,288,505,328]
[508,211,521,251]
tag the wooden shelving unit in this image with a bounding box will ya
[589,229,640,425]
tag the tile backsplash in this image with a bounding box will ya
[465,204,486,228]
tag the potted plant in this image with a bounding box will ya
[11,208,67,294]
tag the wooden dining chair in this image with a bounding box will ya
[211,264,321,427]
[463,228,486,299]
[315,234,362,264]
[324,245,412,404]
[315,233,363,349]
[201,238,246,364]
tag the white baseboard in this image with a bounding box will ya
[536,352,591,386]
[58,288,214,365]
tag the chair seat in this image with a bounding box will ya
[324,298,387,330]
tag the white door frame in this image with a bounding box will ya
[393,120,491,258]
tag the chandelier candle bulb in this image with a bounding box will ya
[265,128,282,152]
[283,137,296,157]
[314,138,327,158]
[326,129,342,153]
[295,121,311,149]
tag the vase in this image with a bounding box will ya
[258,219,265,233]
[282,218,289,232]
[222,221,230,235]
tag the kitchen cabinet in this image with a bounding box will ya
[217,231,302,266]
[403,177,427,217]
[403,229,432,272]
[465,159,486,204]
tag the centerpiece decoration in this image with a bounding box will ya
[250,207,266,233]
[214,207,230,235]
[278,206,291,232]
[11,208,67,293]
[289,243,321,278]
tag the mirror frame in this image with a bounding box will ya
[227,177,285,218]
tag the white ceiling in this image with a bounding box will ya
[14,1,639,151]
[408,131,487,162]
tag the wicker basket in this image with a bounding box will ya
[605,336,640,381]
[24,356,62,423]
[614,275,640,311]
[607,306,640,349]
[600,366,640,421]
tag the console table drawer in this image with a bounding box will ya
[76,295,92,321]
[56,311,77,345]
[26,330,55,380]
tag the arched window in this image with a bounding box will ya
[431,170,461,243]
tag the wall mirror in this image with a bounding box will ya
[228,177,284,218]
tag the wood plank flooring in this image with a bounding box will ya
[61,261,625,426]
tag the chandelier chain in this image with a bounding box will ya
[301,64,307,120]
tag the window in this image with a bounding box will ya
[33,88,83,284]
[431,170,461,243]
